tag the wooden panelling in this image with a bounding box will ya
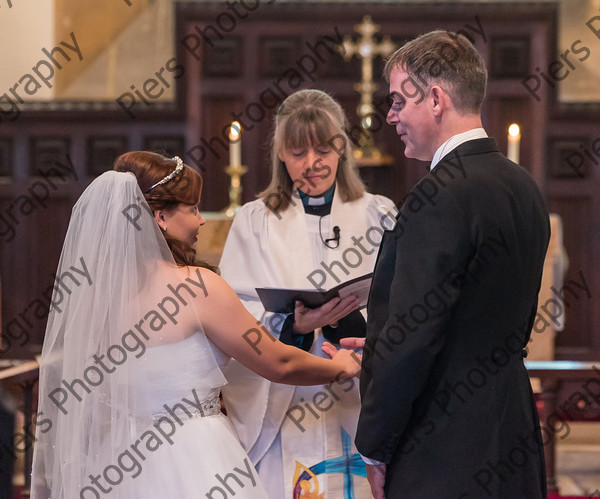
[29,137,71,177]
[545,118,600,359]
[0,122,187,358]
[0,189,77,356]
[0,1,599,362]
[202,37,244,78]
[259,37,303,78]
[87,136,129,177]
[0,138,12,177]
[490,37,530,79]
[485,96,534,170]
[547,136,599,180]
[143,135,185,158]
[546,197,594,351]
[194,96,245,210]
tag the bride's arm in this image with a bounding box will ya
[195,268,361,385]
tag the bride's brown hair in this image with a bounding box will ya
[114,151,218,272]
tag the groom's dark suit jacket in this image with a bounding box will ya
[357,139,549,498]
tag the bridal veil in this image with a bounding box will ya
[31,171,226,498]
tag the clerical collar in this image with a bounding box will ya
[298,184,335,207]
[430,128,488,170]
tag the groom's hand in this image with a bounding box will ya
[340,337,365,349]
[366,463,386,499]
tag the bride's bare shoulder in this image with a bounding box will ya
[178,265,234,300]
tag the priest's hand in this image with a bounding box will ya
[366,463,387,499]
[292,295,359,334]
[340,337,366,349]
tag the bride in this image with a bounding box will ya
[31,151,360,498]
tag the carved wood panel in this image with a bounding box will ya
[177,1,598,361]
[0,1,598,362]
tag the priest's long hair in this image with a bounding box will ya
[259,89,366,213]
[114,151,218,272]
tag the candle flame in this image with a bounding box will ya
[229,121,241,141]
[508,123,520,137]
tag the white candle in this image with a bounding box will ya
[229,121,242,166]
[507,123,521,164]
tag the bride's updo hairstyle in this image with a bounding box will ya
[114,151,217,271]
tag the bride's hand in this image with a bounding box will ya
[322,341,361,379]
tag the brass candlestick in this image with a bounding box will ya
[340,15,396,166]
[223,163,247,217]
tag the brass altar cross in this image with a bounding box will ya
[340,16,396,165]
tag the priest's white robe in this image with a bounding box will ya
[220,187,396,498]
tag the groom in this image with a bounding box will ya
[351,31,550,498]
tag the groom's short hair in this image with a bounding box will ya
[384,30,488,115]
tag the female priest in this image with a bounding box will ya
[220,89,396,498]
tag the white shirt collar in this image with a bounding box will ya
[430,128,488,170]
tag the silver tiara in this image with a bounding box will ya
[147,156,184,191]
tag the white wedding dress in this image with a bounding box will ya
[31,171,269,498]
[123,333,269,498]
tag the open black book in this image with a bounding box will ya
[255,273,373,314]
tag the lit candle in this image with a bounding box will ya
[507,123,521,164]
[229,121,242,166]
